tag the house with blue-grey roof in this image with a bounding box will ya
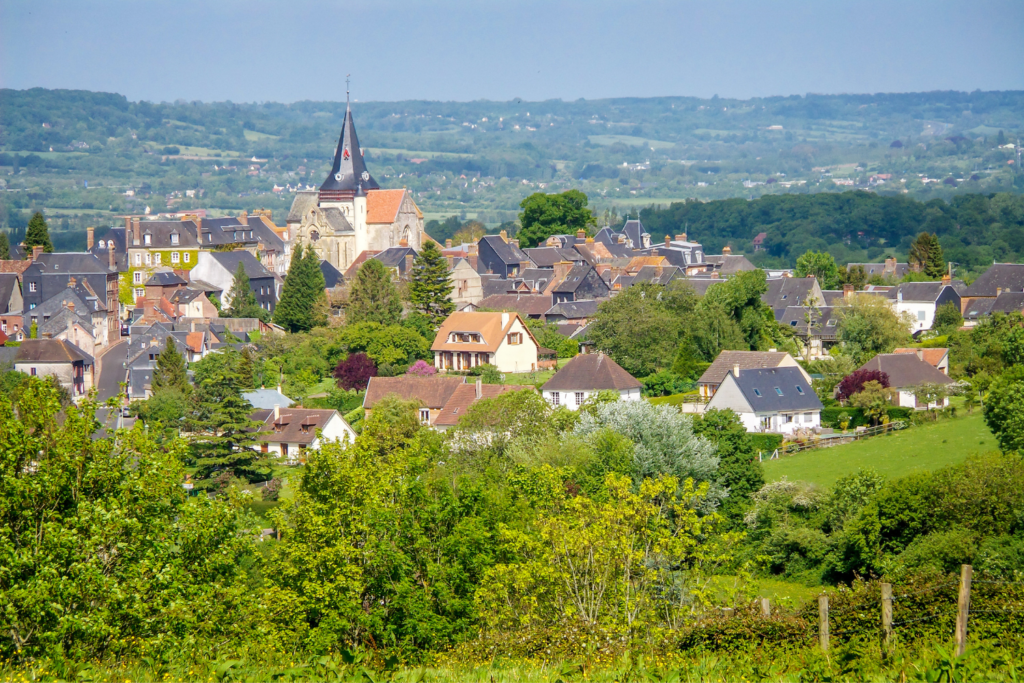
[705,365,823,435]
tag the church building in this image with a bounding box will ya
[286,101,426,271]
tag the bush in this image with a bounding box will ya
[750,434,783,453]
[640,371,694,397]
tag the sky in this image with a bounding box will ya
[2,0,1023,104]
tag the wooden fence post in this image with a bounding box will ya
[818,595,829,652]
[881,583,893,649]
[956,564,973,656]
[761,598,771,618]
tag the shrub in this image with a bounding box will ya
[333,352,377,391]
[406,359,436,376]
[836,369,890,401]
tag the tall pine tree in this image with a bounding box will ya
[909,232,946,279]
[274,244,327,332]
[225,260,267,320]
[0,232,10,260]
[151,336,189,394]
[347,258,402,326]
[409,241,454,328]
[24,212,53,253]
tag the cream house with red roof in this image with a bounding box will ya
[286,99,426,271]
[432,311,540,374]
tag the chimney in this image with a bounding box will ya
[196,216,202,231]
[769,348,777,353]
[997,287,1003,296]
[86,227,95,250]
[445,239,452,249]
[108,242,116,269]
[843,283,854,301]
[278,383,283,395]
[191,320,196,332]
[941,273,951,286]
[67,301,74,312]
[576,229,586,240]
[553,260,572,282]
[585,237,594,244]
[447,256,455,270]
[806,273,815,279]
[124,216,131,233]
[32,245,44,261]
[665,235,671,246]
[404,253,413,275]
[239,210,248,226]
[468,243,478,256]
[733,365,740,378]
[274,404,280,421]
[499,230,508,243]
[722,245,732,255]
[711,271,720,279]
[520,260,531,272]
[885,256,897,273]
[475,378,482,400]
[132,217,141,246]
[676,233,687,242]
[501,312,509,328]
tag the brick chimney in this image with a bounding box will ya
[509,238,519,249]
[722,245,732,255]
[447,256,455,270]
[475,378,482,400]
[664,235,671,246]
[499,230,509,243]
[239,210,248,226]
[86,227,95,250]
[843,283,854,301]
[885,256,897,273]
[553,260,572,282]
[132,218,141,246]
[32,245,44,261]
[520,260,531,272]
[575,229,586,240]
[404,253,413,275]
[108,242,116,269]
[124,216,132,233]
[676,233,687,242]
[941,273,951,286]
[445,239,453,249]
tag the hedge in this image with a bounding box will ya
[820,406,914,428]
[750,434,783,453]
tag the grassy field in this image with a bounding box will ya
[588,134,677,149]
[762,411,997,488]
[243,129,279,141]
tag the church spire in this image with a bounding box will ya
[319,85,379,201]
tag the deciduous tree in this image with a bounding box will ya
[837,293,912,363]
[517,189,596,248]
[795,250,840,289]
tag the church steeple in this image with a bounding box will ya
[319,95,379,202]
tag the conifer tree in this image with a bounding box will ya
[151,336,189,394]
[274,244,328,332]
[908,232,945,279]
[225,260,266,320]
[409,241,454,327]
[0,232,10,260]
[24,212,53,253]
[186,351,259,482]
[347,258,402,326]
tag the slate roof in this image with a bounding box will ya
[821,290,848,307]
[682,278,724,296]
[209,251,274,280]
[322,207,354,233]
[989,291,1024,314]
[891,281,951,302]
[542,352,641,392]
[964,264,1024,298]
[517,268,555,291]
[15,338,94,365]
[90,227,128,270]
[705,254,756,275]
[30,282,106,317]
[857,353,954,388]
[699,350,797,386]
[252,408,342,445]
[373,246,417,272]
[145,271,187,287]
[38,308,94,338]
[778,306,838,338]
[287,191,318,223]
[848,261,912,279]
[729,367,823,412]
[26,252,114,275]
[622,220,650,249]
[545,300,601,320]
[481,274,516,297]
[477,294,553,317]
[523,247,583,268]
[319,104,380,194]
[363,376,465,410]
[168,288,204,304]
[632,265,685,286]
[479,234,530,265]
[320,260,344,288]
[764,278,820,311]
[0,274,20,312]
[552,265,596,293]
[134,220,202,249]
[432,383,530,427]
[242,388,295,410]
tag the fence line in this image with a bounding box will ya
[758,420,908,461]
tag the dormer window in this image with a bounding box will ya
[753,389,762,397]
[774,387,784,396]
[796,386,805,395]
[170,233,179,245]
[144,234,152,246]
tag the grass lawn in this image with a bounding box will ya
[762,411,997,488]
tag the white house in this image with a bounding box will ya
[890,280,964,333]
[431,311,540,374]
[856,353,954,409]
[698,350,811,400]
[705,366,823,435]
[541,352,642,410]
[251,405,356,464]
[14,339,95,399]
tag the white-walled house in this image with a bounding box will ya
[432,311,539,374]
[890,281,965,333]
[251,406,356,464]
[541,352,642,410]
[705,366,823,435]
[856,353,954,409]
[698,350,811,400]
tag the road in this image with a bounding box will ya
[95,339,128,401]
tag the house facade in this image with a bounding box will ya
[705,366,823,435]
[541,353,642,410]
[251,406,357,464]
[432,311,539,374]
[856,353,954,409]
[190,251,278,313]
[14,339,95,398]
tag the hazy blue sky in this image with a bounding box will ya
[2,0,1022,103]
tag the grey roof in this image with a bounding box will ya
[480,234,530,265]
[963,297,996,320]
[990,291,1024,314]
[242,388,295,410]
[145,271,187,287]
[0,273,19,312]
[518,268,555,291]
[699,350,796,386]
[730,367,823,412]
[319,104,380,194]
[542,352,641,392]
[622,220,650,249]
[320,260,344,288]
[857,353,954,388]
[523,247,575,268]
[778,306,838,338]
[209,251,274,280]
[613,274,636,289]
[892,281,957,302]
[322,207,354,233]
[481,274,515,297]
[373,246,417,270]
[553,265,596,293]
[546,300,601,319]
[0,346,18,368]
[168,288,205,304]
[134,220,201,249]
[38,307,94,338]
[682,278,724,296]
[821,289,847,306]
[477,294,552,317]
[30,282,105,318]
[90,227,128,270]
[764,278,820,310]
[848,261,912,279]
[964,264,1024,298]
[632,265,685,286]
[15,338,94,365]
[705,253,756,275]
[196,218,258,248]
[26,252,114,275]
[287,191,319,223]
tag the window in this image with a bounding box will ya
[550,391,560,406]
[575,391,585,406]
[918,310,926,321]
[28,282,36,292]
[143,234,151,246]
[98,240,105,249]
[30,368,36,376]
[134,288,144,299]
[145,254,152,265]
[753,388,762,397]
[170,233,179,245]
[419,408,430,425]
[507,332,523,345]
[804,412,814,422]
[183,252,190,263]
[1,323,5,333]
[796,385,805,395]
[171,251,180,263]
[154,253,161,265]
[135,253,142,266]
[783,414,793,423]
[774,387,784,396]
[29,303,35,310]
[826,319,837,327]
[790,320,798,326]
[134,271,143,284]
